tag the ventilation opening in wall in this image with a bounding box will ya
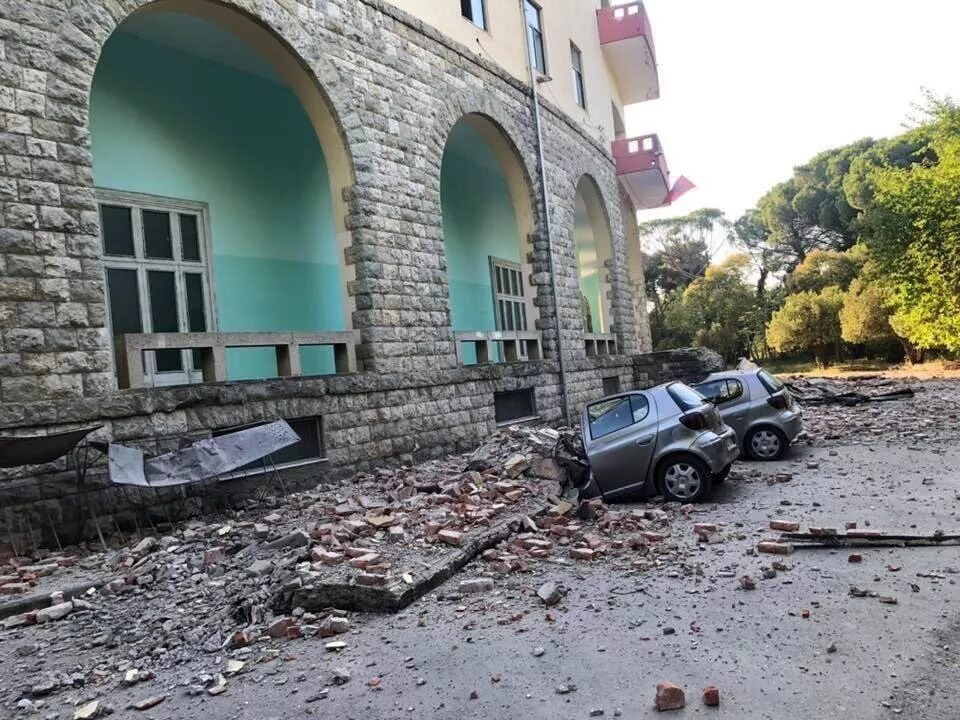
[602,376,621,396]
[213,416,326,478]
[494,389,538,426]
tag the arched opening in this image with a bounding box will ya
[440,114,539,364]
[90,2,354,385]
[573,176,615,337]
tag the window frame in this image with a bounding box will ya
[97,188,217,386]
[524,0,547,75]
[460,0,488,30]
[571,42,586,109]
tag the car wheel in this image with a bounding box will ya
[745,426,788,461]
[657,455,713,503]
[713,463,733,484]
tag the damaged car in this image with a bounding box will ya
[574,382,739,503]
[692,367,802,460]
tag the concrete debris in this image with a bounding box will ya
[537,581,563,606]
[131,695,165,711]
[74,701,102,719]
[459,577,494,594]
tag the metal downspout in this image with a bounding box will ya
[519,0,571,426]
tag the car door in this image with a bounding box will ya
[584,393,659,499]
[718,378,750,440]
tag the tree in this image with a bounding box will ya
[784,247,864,294]
[853,96,960,355]
[639,208,728,295]
[756,140,876,270]
[730,210,786,300]
[766,287,844,366]
[839,275,904,358]
[680,254,759,363]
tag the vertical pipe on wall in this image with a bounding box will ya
[519,0,571,426]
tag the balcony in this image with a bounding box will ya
[613,134,670,209]
[598,2,659,105]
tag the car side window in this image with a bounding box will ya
[588,397,633,439]
[630,394,650,423]
[725,379,744,401]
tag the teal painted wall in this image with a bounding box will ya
[440,122,523,363]
[574,191,605,333]
[90,30,344,380]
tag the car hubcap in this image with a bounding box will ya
[751,430,781,459]
[664,463,702,500]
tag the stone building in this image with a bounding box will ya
[0,0,714,538]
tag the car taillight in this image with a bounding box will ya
[767,393,788,410]
[680,412,708,430]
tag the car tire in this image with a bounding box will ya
[657,454,713,503]
[744,426,788,461]
[713,463,733,484]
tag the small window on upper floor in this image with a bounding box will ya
[525,0,546,74]
[571,43,586,109]
[461,0,487,30]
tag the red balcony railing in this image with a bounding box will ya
[613,134,670,209]
[598,2,659,104]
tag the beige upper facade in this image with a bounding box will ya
[387,0,643,145]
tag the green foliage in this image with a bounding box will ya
[766,287,844,366]
[839,275,894,346]
[756,140,873,269]
[640,208,728,295]
[855,97,960,353]
[785,247,865,294]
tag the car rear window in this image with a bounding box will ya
[666,382,706,412]
[757,369,784,394]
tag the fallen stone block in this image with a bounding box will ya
[655,682,685,711]
[265,530,310,551]
[459,577,494,594]
[36,601,73,623]
[537,581,562,606]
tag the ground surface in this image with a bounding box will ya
[3,377,960,720]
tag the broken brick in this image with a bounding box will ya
[349,553,382,570]
[769,520,800,532]
[757,541,794,555]
[459,577,494,594]
[848,554,863,563]
[702,686,719,706]
[569,547,595,561]
[438,529,463,546]
[655,682,686,711]
[267,617,295,638]
[355,572,388,587]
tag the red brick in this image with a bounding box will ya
[848,553,863,563]
[438,529,463,546]
[693,523,717,534]
[310,548,344,565]
[702,686,720,706]
[0,582,29,594]
[769,520,800,532]
[569,547,595,561]
[356,572,388,587]
[655,681,686,711]
[757,541,794,555]
[640,531,666,542]
[349,553,382,570]
[268,617,295,638]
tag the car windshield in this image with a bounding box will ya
[757,369,784,394]
[666,382,706,412]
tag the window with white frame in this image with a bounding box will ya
[571,43,586,109]
[524,0,546,74]
[98,190,214,386]
[460,0,487,30]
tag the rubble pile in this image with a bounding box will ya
[790,376,955,445]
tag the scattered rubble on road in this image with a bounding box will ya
[786,375,916,406]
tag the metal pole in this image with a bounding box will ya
[518,0,571,426]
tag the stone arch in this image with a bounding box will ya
[59,0,365,380]
[573,173,617,335]
[437,106,543,362]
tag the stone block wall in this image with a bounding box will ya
[0,0,723,544]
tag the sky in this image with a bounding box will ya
[625,0,960,228]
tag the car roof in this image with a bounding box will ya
[698,369,758,381]
[587,381,681,405]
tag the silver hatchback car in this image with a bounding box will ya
[579,382,739,503]
[692,368,803,460]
